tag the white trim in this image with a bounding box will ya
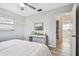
[48,44,56,47]
[71,4,76,56]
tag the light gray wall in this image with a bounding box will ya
[0,8,24,42]
[24,4,73,47]
[24,13,56,47]
[0,4,73,47]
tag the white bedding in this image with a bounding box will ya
[0,39,52,56]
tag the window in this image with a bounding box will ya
[62,23,72,30]
[0,17,14,30]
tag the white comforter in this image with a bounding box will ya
[0,39,52,56]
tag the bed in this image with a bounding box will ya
[0,39,52,56]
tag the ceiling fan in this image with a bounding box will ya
[19,3,42,12]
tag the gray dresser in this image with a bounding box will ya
[29,34,48,45]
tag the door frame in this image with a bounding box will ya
[54,13,70,41]
[70,4,76,56]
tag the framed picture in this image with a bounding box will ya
[34,22,43,31]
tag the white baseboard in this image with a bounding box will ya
[48,44,56,48]
[48,42,56,48]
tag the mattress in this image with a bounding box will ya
[0,39,52,56]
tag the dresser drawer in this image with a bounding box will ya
[32,37,46,44]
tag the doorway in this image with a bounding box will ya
[62,20,72,43]
[55,14,72,56]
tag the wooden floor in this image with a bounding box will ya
[49,38,71,56]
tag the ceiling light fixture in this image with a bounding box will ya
[19,3,25,11]
[19,3,43,12]
[19,3,25,7]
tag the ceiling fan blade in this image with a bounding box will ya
[24,3,36,10]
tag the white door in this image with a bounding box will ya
[71,4,76,56]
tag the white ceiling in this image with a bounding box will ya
[0,3,71,17]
